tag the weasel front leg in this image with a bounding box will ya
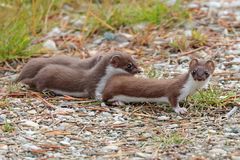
[100,100,125,107]
[112,101,125,106]
[173,104,187,114]
[169,97,187,114]
[95,92,103,101]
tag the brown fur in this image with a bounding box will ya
[22,52,141,98]
[103,73,188,101]
[16,55,102,82]
[102,59,215,111]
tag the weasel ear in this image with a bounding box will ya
[205,60,215,73]
[97,55,102,62]
[131,55,136,61]
[110,55,121,67]
[189,59,198,68]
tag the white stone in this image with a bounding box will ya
[28,110,37,114]
[22,143,41,150]
[166,0,176,6]
[84,131,92,136]
[118,42,129,48]
[188,3,199,9]
[21,120,39,129]
[0,144,8,150]
[158,116,170,121]
[232,156,240,160]
[60,140,71,146]
[136,152,152,159]
[102,145,118,152]
[206,2,221,8]
[208,129,217,134]
[88,111,95,116]
[224,132,238,138]
[24,130,37,136]
[43,39,57,51]
[209,148,227,155]
[184,30,192,37]
[54,108,75,115]
[232,57,240,63]
[47,27,62,37]
[168,124,179,129]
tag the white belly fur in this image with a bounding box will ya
[50,89,88,97]
[110,75,211,104]
[110,95,169,103]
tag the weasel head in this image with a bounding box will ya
[109,52,141,74]
[189,59,215,81]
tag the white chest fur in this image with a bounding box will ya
[178,75,210,101]
[110,95,169,103]
[95,65,127,100]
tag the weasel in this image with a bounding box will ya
[22,52,141,99]
[102,59,215,114]
[15,55,102,83]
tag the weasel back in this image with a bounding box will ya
[15,55,101,82]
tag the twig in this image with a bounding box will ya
[226,106,239,118]
[43,0,54,33]
[224,62,240,66]
[86,106,109,112]
[62,95,89,101]
[208,43,234,49]
[88,10,115,31]
[207,39,240,43]
[31,92,56,109]
[4,61,15,70]
[179,46,205,56]
[132,113,157,119]
[213,71,239,76]
[222,77,240,81]
[0,66,17,72]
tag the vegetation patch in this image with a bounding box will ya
[188,86,238,112]
[169,30,207,52]
[86,0,189,35]
[2,121,14,133]
[152,132,188,148]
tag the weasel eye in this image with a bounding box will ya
[192,70,196,75]
[127,63,133,69]
[204,71,209,76]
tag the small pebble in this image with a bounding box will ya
[21,120,39,129]
[209,148,227,156]
[43,39,57,51]
[22,143,41,150]
[102,145,118,152]
[158,116,170,121]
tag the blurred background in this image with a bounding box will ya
[0,0,190,60]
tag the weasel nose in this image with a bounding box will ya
[197,77,205,81]
[137,69,142,73]
[136,67,143,73]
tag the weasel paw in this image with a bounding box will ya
[174,107,187,114]
[95,93,103,101]
[101,102,108,107]
[112,101,125,106]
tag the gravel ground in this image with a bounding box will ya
[1,0,240,159]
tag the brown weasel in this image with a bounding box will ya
[102,59,215,114]
[15,55,102,83]
[22,52,141,99]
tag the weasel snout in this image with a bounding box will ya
[191,68,210,81]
